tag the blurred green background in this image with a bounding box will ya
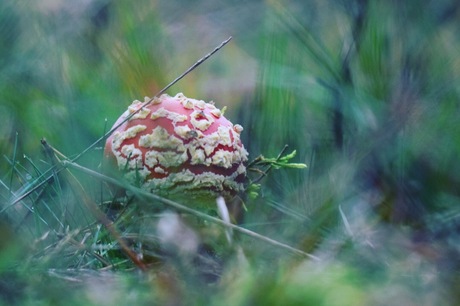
[1,0,460,305]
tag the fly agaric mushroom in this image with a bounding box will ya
[104,93,248,204]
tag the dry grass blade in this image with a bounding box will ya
[70,36,232,164]
[42,139,147,271]
[6,37,233,212]
[62,160,320,261]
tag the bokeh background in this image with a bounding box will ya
[1,0,460,305]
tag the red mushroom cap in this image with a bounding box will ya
[104,93,248,202]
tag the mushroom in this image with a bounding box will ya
[104,93,248,204]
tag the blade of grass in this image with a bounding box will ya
[268,2,340,82]
[41,139,147,271]
[8,132,18,197]
[62,159,320,260]
[70,36,233,164]
[7,37,233,211]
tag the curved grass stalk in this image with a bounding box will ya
[62,160,320,261]
[6,37,233,211]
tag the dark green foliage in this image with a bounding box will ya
[1,0,460,305]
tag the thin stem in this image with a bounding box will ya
[62,159,320,261]
[249,144,289,186]
[7,37,232,210]
[9,132,19,197]
[43,142,147,271]
[71,36,232,164]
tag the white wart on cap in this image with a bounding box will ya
[104,93,248,202]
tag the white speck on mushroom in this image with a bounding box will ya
[174,125,193,139]
[195,100,206,110]
[172,170,195,183]
[206,130,220,145]
[211,108,222,118]
[141,168,244,197]
[175,114,188,123]
[128,101,142,114]
[217,126,232,146]
[190,110,214,131]
[130,107,151,120]
[123,125,147,139]
[233,124,243,134]
[182,99,194,110]
[145,151,159,168]
[121,144,142,159]
[154,167,166,174]
[236,163,246,174]
[202,142,215,157]
[147,147,197,171]
[189,147,206,165]
[150,109,164,120]
[139,126,185,151]
[112,125,147,150]
[212,149,234,168]
[150,107,188,124]
[238,146,249,162]
[111,132,123,151]
[210,108,221,118]
[157,150,188,168]
[175,93,194,109]
[152,96,162,104]
[174,93,186,100]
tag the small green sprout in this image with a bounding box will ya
[245,145,307,199]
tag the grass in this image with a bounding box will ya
[2,0,460,305]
